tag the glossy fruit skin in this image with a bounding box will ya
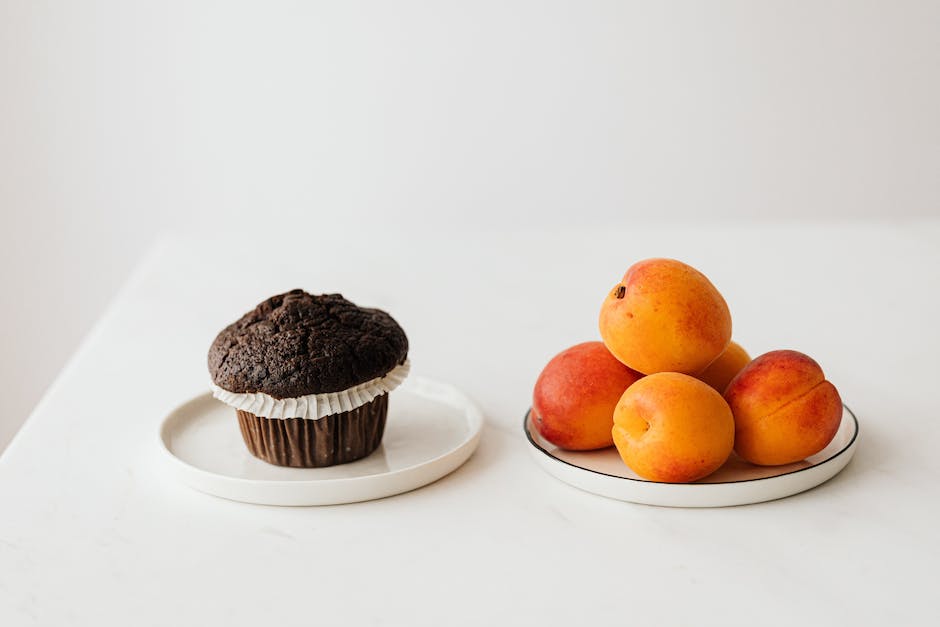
[532,341,643,450]
[612,372,735,483]
[599,258,732,375]
[724,350,842,466]
[697,341,751,394]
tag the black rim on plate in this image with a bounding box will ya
[523,404,859,486]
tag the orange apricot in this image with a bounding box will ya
[612,372,734,483]
[599,258,732,375]
[724,350,842,466]
[697,341,751,394]
[532,341,643,450]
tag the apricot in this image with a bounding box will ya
[612,372,734,483]
[532,341,643,450]
[697,341,751,394]
[599,258,732,375]
[724,350,842,466]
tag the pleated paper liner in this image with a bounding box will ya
[213,360,410,420]
[236,394,389,468]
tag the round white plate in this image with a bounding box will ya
[159,377,483,506]
[525,405,858,507]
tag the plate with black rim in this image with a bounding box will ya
[524,405,858,507]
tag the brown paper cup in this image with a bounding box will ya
[236,394,388,468]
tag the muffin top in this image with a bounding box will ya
[208,290,409,399]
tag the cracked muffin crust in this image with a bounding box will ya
[208,289,409,399]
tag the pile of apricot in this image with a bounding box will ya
[531,258,842,483]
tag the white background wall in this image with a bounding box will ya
[1,1,938,452]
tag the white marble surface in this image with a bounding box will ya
[1,223,938,626]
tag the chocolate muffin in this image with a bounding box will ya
[208,289,409,468]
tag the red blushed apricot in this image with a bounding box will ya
[599,258,732,375]
[612,372,735,483]
[725,350,843,466]
[697,341,751,394]
[532,341,643,450]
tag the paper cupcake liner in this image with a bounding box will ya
[212,360,410,420]
[237,393,388,468]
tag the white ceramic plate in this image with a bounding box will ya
[525,405,858,507]
[159,377,483,506]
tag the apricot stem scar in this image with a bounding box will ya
[616,285,626,299]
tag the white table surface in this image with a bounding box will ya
[2,222,938,626]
